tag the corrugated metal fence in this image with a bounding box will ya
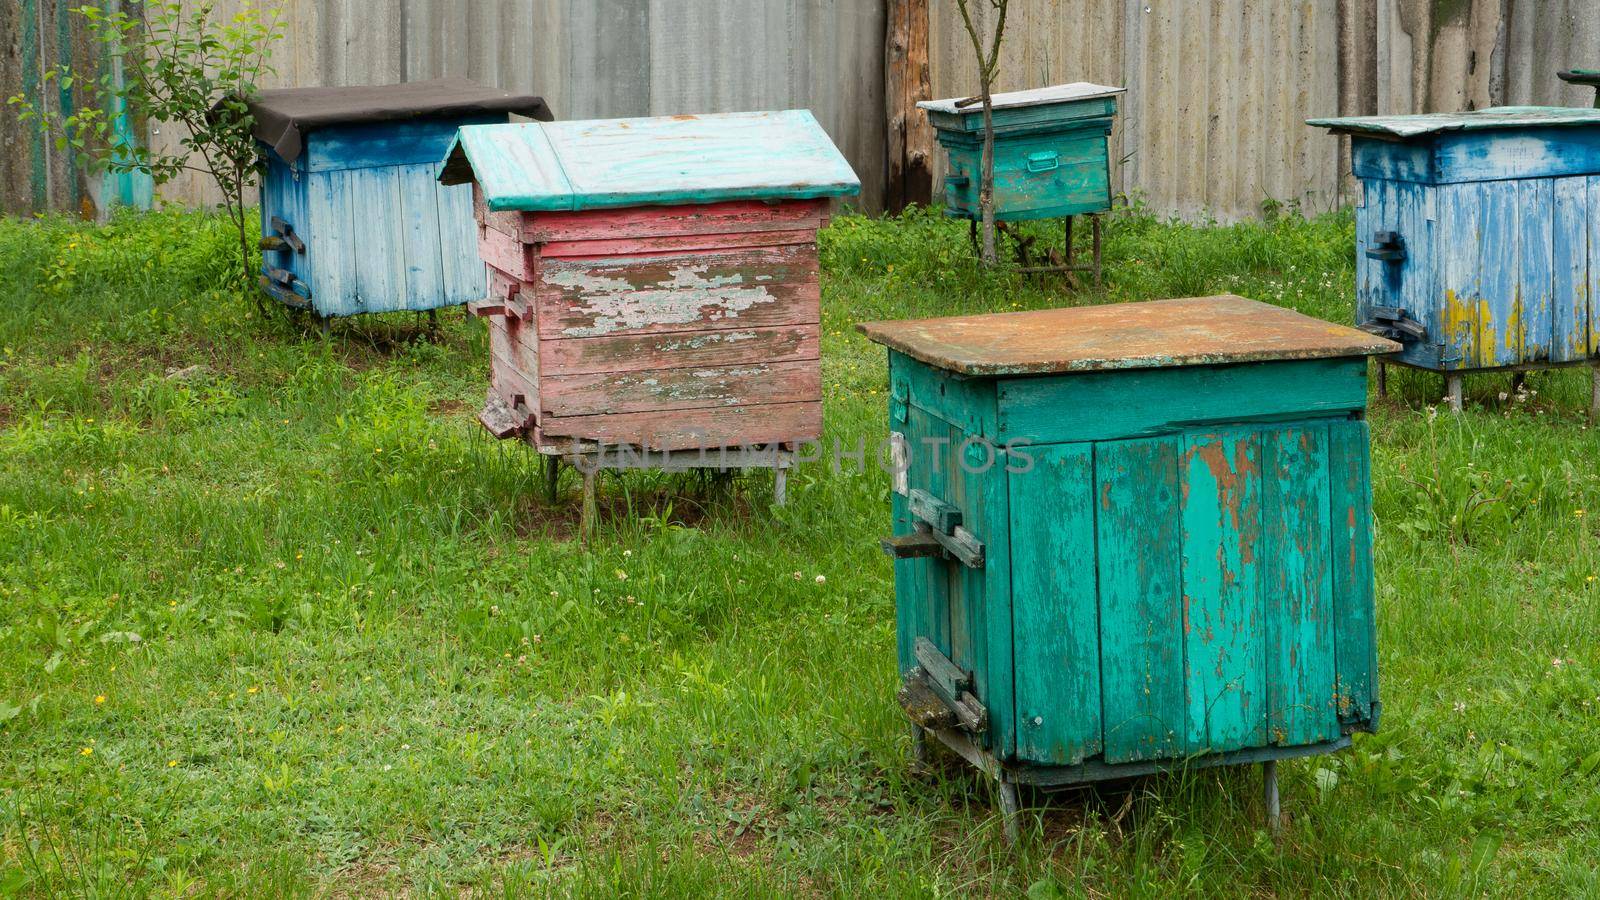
[4,0,886,214]
[6,0,1600,221]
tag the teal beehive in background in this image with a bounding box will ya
[861,295,1398,839]
[248,78,551,322]
[920,82,1122,222]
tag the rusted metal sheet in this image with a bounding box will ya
[858,295,1399,377]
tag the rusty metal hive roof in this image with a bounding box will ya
[857,295,1399,376]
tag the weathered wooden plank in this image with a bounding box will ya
[490,347,538,413]
[259,153,314,304]
[1328,419,1378,730]
[483,266,529,319]
[1010,442,1100,766]
[1355,179,1441,370]
[1262,425,1340,747]
[997,358,1367,445]
[490,317,539,391]
[1478,181,1521,368]
[536,246,819,340]
[307,170,359,316]
[938,416,978,737]
[520,199,829,243]
[537,400,822,451]
[351,167,406,312]
[1552,177,1590,363]
[1339,124,1600,185]
[474,182,526,240]
[399,163,447,311]
[539,324,820,378]
[540,228,819,259]
[305,117,496,174]
[908,487,962,533]
[540,360,820,417]
[1096,436,1185,764]
[898,403,949,674]
[1589,177,1600,355]
[1436,183,1483,370]
[447,111,860,211]
[1518,179,1555,363]
[858,295,1396,377]
[892,352,999,439]
[479,222,537,282]
[971,428,1012,758]
[1180,428,1267,754]
[438,176,488,303]
[885,0,935,212]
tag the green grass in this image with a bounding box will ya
[1,203,1598,897]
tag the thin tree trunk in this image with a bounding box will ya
[979,88,996,265]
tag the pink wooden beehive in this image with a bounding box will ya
[438,110,861,458]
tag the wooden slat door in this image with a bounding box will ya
[1010,419,1365,767]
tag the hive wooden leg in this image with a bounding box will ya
[997,778,1022,846]
[1376,361,1388,400]
[910,725,928,766]
[1591,363,1600,424]
[543,455,561,504]
[773,465,788,507]
[319,316,331,340]
[581,468,597,541]
[1263,760,1282,836]
[1091,214,1104,285]
[1445,374,1464,413]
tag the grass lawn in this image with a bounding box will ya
[1,204,1599,897]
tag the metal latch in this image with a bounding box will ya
[879,488,985,568]
[1365,231,1406,263]
[897,637,988,733]
[1359,305,1427,343]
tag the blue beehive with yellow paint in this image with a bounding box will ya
[860,296,1397,837]
[1311,107,1600,411]
[248,78,551,320]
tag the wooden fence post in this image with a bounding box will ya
[886,0,934,213]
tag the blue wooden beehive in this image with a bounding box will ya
[1310,107,1600,409]
[249,78,551,319]
[860,296,1398,837]
[919,83,1123,222]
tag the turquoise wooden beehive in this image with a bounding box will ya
[248,78,551,321]
[1309,107,1600,411]
[919,82,1123,222]
[860,296,1398,835]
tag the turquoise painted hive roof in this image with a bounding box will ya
[1308,106,1600,139]
[438,109,861,212]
